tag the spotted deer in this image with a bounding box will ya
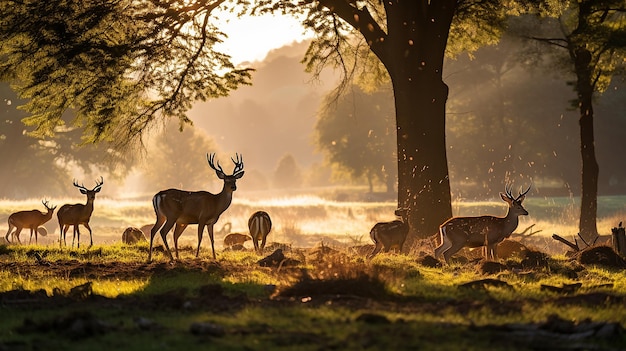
[148,153,244,262]
[368,208,409,259]
[248,211,272,254]
[5,200,56,244]
[57,177,104,248]
[435,184,531,264]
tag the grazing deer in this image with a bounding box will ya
[223,233,251,247]
[57,177,104,248]
[435,184,531,264]
[148,153,244,262]
[122,227,147,245]
[5,200,56,244]
[248,211,272,254]
[367,208,409,259]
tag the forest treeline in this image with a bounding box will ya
[0,37,624,199]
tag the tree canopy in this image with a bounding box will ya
[0,0,252,150]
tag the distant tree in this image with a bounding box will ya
[140,123,219,191]
[273,154,303,189]
[315,85,396,193]
[0,83,129,198]
[518,1,626,239]
[444,36,580,198]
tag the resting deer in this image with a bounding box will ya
[57,177,104,248]
[435,184,530,264]
[368,208,409,259]
[5,200,56,244]
[248,211,272,254]
[148,153,244,262]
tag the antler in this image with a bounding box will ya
[94,176,104,191]
[73,177,104,191]
[504,183,531,201]
[207,153,244,176]
[73,179,89,192]
[207,153,226,177]
[516,184,531,201]
[231,153,244,176]
[42,199,56,210]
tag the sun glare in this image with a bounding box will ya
[213,11,312,64]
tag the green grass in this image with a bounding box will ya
[1,240,626,350]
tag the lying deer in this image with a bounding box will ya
[57,177,104,248]
[435,184,530,264]
[148,153,244,262]
[248,211,272,254]
[5,200,56,244]
[368,208,409,259]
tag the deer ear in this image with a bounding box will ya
[216,171,226,180]
[80,189,88,195]
[234,171,244,179]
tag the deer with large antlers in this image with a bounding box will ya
[148,153,244,262]
[57,177,104,248]
[5,200,56,244]
[435,184,531,264]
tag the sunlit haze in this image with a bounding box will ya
[215,12,312,64]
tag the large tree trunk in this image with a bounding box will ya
[384,1,455,239]
[393,76,452,238]
[573,48,599,240]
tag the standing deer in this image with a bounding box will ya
[57,177,104,248]
[248,211,272,254]
[5,200,56,244]
[148,153,244,262]
[368,208,409,259]
[435,184,531,264]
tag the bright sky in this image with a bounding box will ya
[215,13,312,64]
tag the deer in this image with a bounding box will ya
[5,200,57,245]
[434,184,531,264]
[57,177,104,248]
[148,153,244,262]
[248,211,272,254]
[367,208,409,259]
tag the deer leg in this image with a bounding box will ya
[434,228,453,259]
[147,216,166,262]
[84,223,93,248]
[442,239,467,264]
[60,225,68,247]
[4,223,14,243]
[260,234,267,254]
[73,225,80,248]
[14,228,23,244]
[367,242,383,259]
[29,227,35,245]
[208,224,216,260]
[172,224,187,260]
[159,220,176,261]
[252,236,260,253]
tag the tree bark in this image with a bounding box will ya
[573,47,599,240]
[393,76,452,238]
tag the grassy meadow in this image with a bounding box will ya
[1,191,626,350]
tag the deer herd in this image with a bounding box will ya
[3,151,532,265]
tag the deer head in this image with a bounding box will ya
[207,153,244,190]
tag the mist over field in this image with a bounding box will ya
[2,191,625,256]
